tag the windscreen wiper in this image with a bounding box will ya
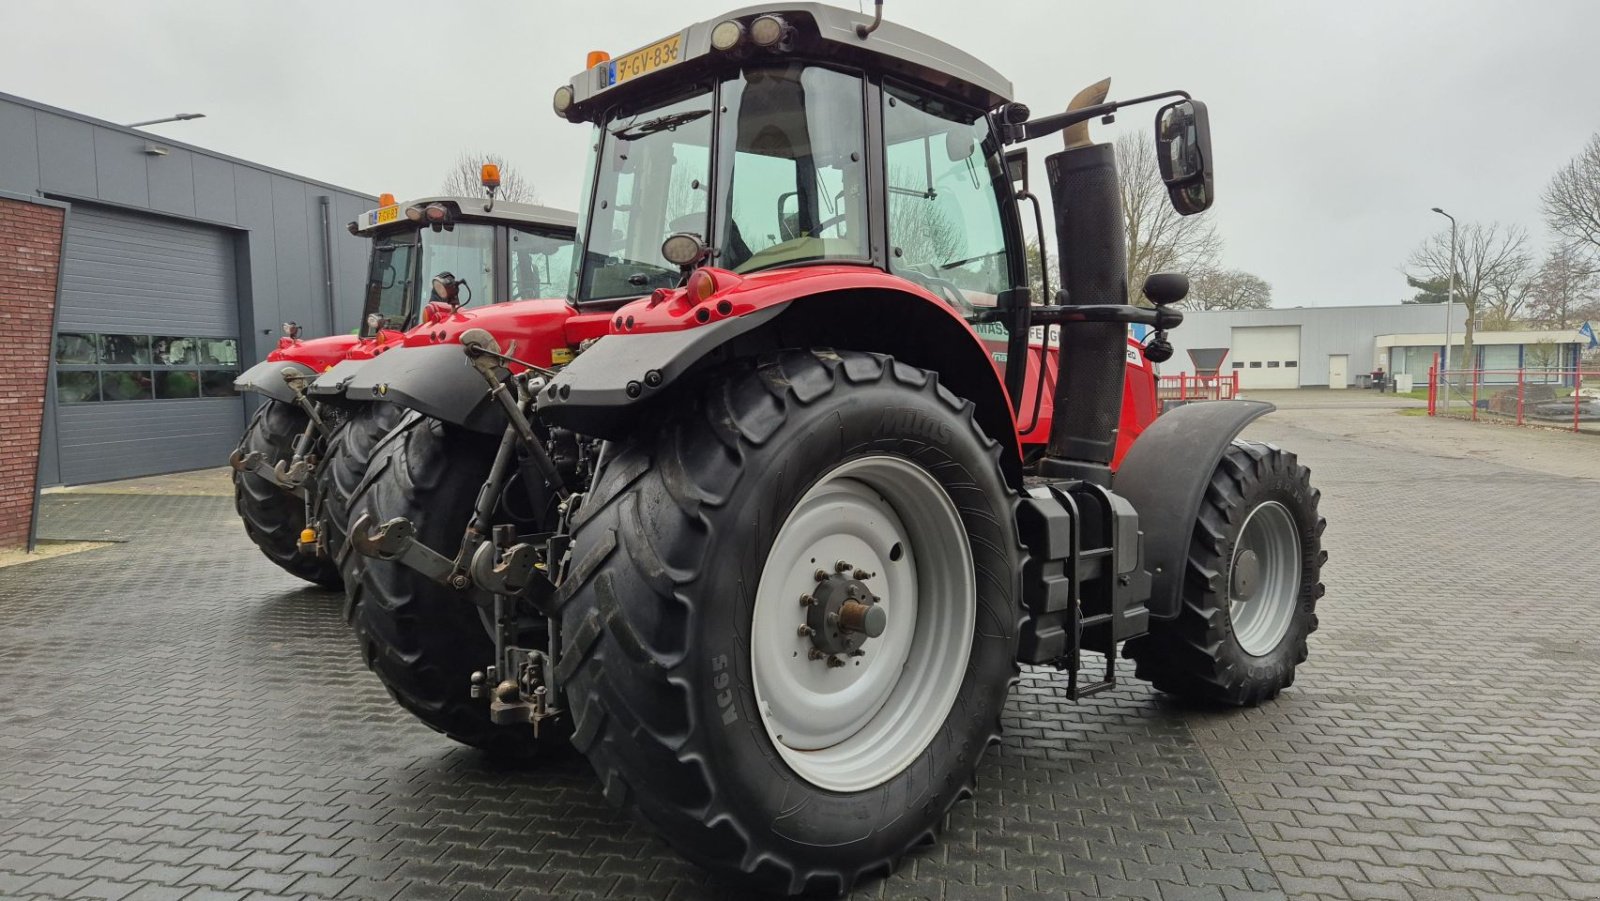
[613,109,710,140]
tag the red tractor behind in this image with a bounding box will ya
[230,192,576,585]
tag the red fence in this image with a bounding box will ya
[1157,372,1240,403]
[1427,357,1598,432]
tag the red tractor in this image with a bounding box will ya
[340,4,1325,894]
[230,189,577,586]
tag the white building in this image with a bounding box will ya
[1164,304,1589,389]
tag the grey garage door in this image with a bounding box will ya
[50,205,244,484]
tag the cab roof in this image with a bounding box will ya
[353,197,578,236]
[561,3,1013,121]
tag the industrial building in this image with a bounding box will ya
[1164,304,1589,391]
[0,91,375,547]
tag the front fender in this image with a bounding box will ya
[234,359,315,405]
[342,343,502,434]
[1112,399,1274,620]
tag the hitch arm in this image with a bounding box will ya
[349,514,459,586]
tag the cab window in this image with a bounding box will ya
[883,80,1012,312]
[580,90,714,301]
[419,223,496,307]
[715,63,869,273]
[509,227,576,300]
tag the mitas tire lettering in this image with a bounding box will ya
[874,406,953,444]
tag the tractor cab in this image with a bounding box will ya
[350,195,580,337]
[549,4,1208,470]
[558,5,1019,315]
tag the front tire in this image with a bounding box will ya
[1124,440,1326,705]
[557,350,1021,895]
[233,399,341,588]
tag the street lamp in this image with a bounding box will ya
[1431,207,1458,410]
[125,113,206,128]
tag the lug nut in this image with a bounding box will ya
[808,648,826,661]
[450,574,470,590]
[835,560,852,573]
[827,655,845,668]
[799,594,815,607]
[814,569,829,582]
[853,569,872,580]
[796,624,814,637]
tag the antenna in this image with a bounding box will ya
[856,0,883,38]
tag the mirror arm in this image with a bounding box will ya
[1017,190,1051,305]
[1002,90,1190,145]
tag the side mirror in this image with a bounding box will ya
[1154,99,1214,215]
[1142,272,1189,306]
[1004,147,1029,193]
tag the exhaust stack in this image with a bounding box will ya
[1039,80,1128,484]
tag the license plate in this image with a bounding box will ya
[376,205,399,225]
[610,33,683,85]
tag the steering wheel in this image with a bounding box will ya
[900,266,975,314]
[814,212,848,235]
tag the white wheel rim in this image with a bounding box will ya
[750,455,973,792]
[1228,500,1302,657]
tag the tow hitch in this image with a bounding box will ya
[228,368,330,497]
[471,524,566,737]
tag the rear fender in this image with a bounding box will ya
[235,359,316,405]
[341,344,502,434]
[1111,400,1274,620]
[538,274,1022,484]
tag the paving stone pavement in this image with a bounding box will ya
[0,409,1596,901]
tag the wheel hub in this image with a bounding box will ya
[750,455,975,791]
[802,563,887,662]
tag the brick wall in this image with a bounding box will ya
[0,197,64,549]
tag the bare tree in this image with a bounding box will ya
[1116,132,1221,303]
[889,165,964,270]
[441,152,537,203]
[1185,269,1273,311]
[1526,243,1600,329]
[1406,222,1530,365]
[1543,132,1600,255]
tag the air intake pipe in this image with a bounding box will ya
[1039,79,1127,484]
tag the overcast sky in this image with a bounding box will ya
[4,0,1598,307]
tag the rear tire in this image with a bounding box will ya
[233,399,341,588]
[1124,440,1326,706]
[315,402,404,562]
[342,412,552,758]
[556,350,1021,895]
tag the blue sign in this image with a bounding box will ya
[1581,321,1598,351]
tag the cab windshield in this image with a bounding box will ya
[362,233,418,335]
[361,222,497,334]
[573,63,869,304]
